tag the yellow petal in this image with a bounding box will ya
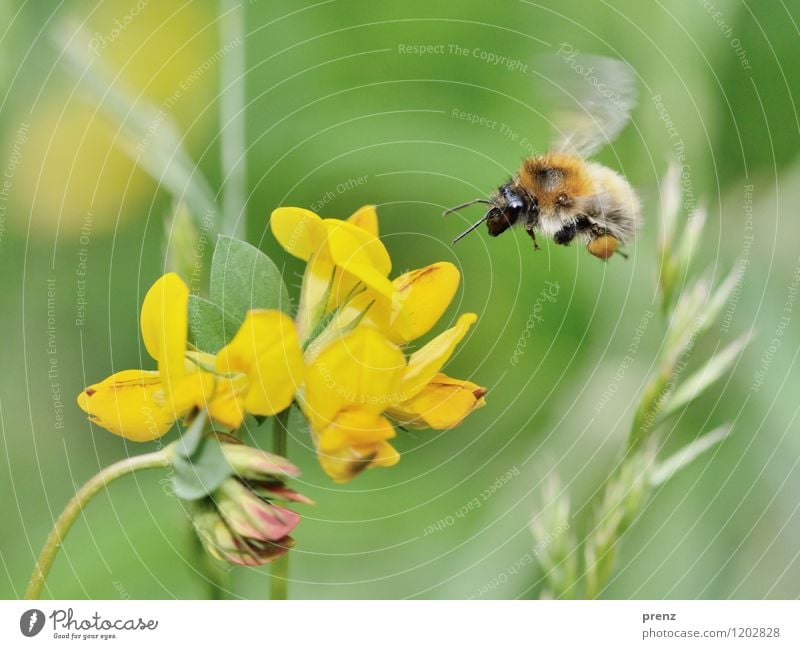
[401,313,477,398]
[270,207,327,261]
[276,208,393,339]
[347,205,379,236]
[216,310,305,416]
[318,408,396,449]
[323,218,390,275]
[322,219,394,299]
[387,373,487,429]
[317,287,408,350]
[371,441,400,468]
[318,440,400,482]
[165,370,217,418]
[391,262,460,343]
[76,370,176,442]
[140,273,189,390]
[323,262,460,346]
[316,408,398,482]
[206,375,248,430]
[303,327,405,427]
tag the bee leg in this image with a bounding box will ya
[553,222,577,245]
[524,223,540,250]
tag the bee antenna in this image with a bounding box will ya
[442,198,494,216]
[452,211,491,244]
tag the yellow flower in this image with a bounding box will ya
[78,273,212,441]
[77,273,305,440]
[341,254,484,432]
[316,409,400,483]
[299,326,405,482]
[278,207,461,354]
[81,204,487,480]
[270,205,395,340]
[338,261,461,345]
[387,374,487,429]
[76,370,179,442]
[398,313,477,397]
[213,310,305,427]
[386,312,482,429]
[300,312,481,482]
[274,205,486,481]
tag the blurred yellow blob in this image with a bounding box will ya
[13,0,219,237]
[11,105,150,237]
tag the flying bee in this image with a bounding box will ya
[445,54,640,260]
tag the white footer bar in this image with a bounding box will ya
[1,600,797,648]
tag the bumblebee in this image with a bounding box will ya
[445,55,640,260]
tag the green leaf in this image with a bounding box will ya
[662,334,750,418]
[172,435,233,501]
[175,410,208,459]
[650,425,731,487]
[665,277,710,354]
[676,207,707,275]
[210,235,290,323]
[188,295,240,354]
[702,266,744,335]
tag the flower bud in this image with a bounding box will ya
[220,442,300,480]
[190,443,310,566]
[215,478,300,542]
[193,500,295,567]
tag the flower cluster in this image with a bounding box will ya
[77,272,305,440]
[271,206,486,482]
[77,206,486,483]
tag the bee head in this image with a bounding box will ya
[485,207,512,236]
[486,184,536,236]
[445,184,537,244]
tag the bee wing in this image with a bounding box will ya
[537,54,637,158]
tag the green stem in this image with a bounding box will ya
[25,446,174,599]
[270,408,291,600]
[272,408,289,457]
[219,0,247,240]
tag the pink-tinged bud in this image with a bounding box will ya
[192,506,244,563]
[193,502,294,566]
[220,442,300,480]
[216,478,301,542]
[252,481,315,506]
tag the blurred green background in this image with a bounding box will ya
[1,0,799,599]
